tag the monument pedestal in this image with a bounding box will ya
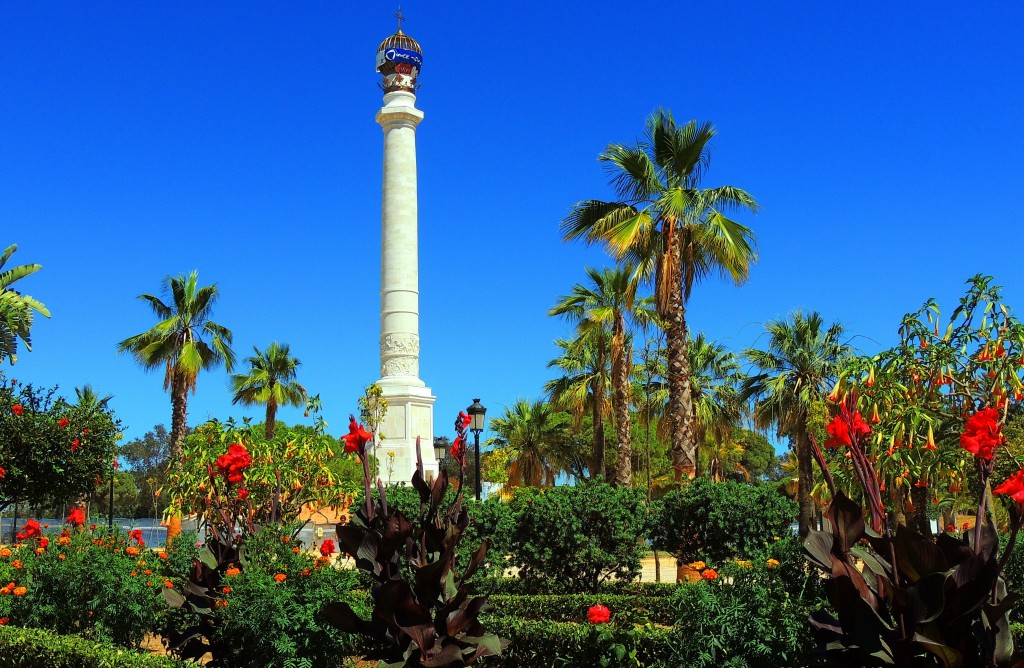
[376,381,436,481]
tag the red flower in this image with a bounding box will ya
[67,507,85,528]
[457,411,472,431]
[216,443,252,485]
[450,435,466,463]
[341,416,371,455]
[320,540,336,557]
[824,409,870,448]
[962,522,970,531]
[11,405,23,416]
[995,468,1024,507]
[128,529,145,546]
[39,537,49,549]
[58,418,69,429]
[71,438,80,451]
[237,489,249,500]
[587,604,611,624]
[0,466,5,479]
[959,408,1003,461]
[18,519,41,540]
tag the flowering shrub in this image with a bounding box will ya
[804,394,1024,665]
[0,521,166,647]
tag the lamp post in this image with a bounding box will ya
[433,438,447,482]
[467,399,486,501]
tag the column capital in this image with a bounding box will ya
[376,104,424,129]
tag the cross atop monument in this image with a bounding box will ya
[394,7,406,31]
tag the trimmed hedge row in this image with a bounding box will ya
[478,616,674,668]
[487,594,674,625]
[0,626,179,668]
[471,576,679,597]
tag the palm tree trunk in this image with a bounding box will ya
[611,315,633,487]
[796,426,814,538]
[665,305,696,482]
[169,374,189,461]
[265,399,277,440]
[591,340,607,481]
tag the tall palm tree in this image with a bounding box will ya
[689,333,746,463]
[742,311,850,537]
[561,110,760,481]
[544,336,609,480]
[486,399,570,488]
[230,342,307,439]
[550,267,651,486]
[0,244,50,365]
[117,271,235,460]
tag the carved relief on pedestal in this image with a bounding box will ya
[381,332,420,357]
[382,356,419,378]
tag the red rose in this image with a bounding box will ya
[58,418,69,429]
[587,604,611,624]
[67,507,86,528]
[341,416,371,455]
[320,539,336,557]
[11,405,23,416]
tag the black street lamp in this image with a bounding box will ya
[466,399,486,501]
[433,438,447,481]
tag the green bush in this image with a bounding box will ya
[478,616,674,668]
[652,478,797,564]
[507,481,650,593]
[0,525,166,647]
[470,576,678,597]
[488,594,674,625]
[0,626,178,668]
[666,550,823,668]
[161,523,368,667]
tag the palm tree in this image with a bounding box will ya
[74,384,114,411]
[486,399,570,488]
[550,267,652,486]
[561,110,760,481]
[230,342,307,439]
[544,336,609,480]
[0,244,50,364]
[117,271,235,460]
[742,311,850,537]
[689,333,746,469]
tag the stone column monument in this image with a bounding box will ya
[373,18,436,481]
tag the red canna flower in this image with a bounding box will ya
[995,468,1024,507]
[128,529,145,546]
[58,418,69,428]
[341,415,371,455]
[450,435,466,463]
[216,443,252,485]
[319,540,336,557]
[457,411,472,431]
[587,604,611,624]
[11,405,22,416]
[0,467,5,479]
[18,519,41,540]
[237,489,249,500]
[959,408,1003,461]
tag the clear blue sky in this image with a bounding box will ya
[3,3,1023,452]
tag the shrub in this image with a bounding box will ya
[0,626,178,668]
[666,546,823,668]
[0,523,166,647]
[508,481,650,593]
[488,594,674,625]
[469,576,677,598]
[652,478,796,564]
[477,617,674,668]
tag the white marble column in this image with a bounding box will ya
[375,89,436,481]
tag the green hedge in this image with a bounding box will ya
[471,576,679,597]
[488,594,674,625]
[0,626,179,668]
[478,616,674,668]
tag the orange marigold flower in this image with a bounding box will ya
[0,548,11,557]
[767,559,781,569]
[13,586,27,596]
[689,561,706,571]
[58,554,66,560]
[282,536,290,543]
[146,581,153,587]
[300,569,311,576]
[125,547,140,556]
[292,547,300,553]
[158,552,168,559]
[131,571,138,577]
[273,573,286,583]
[215,599,229,608]
[164,581,174,588]
[58,536,70,546]
[701,569,719,580]
[12,560,22,570]
[144,570,152,575]
[35,548,44,555]
[222,587,231,594]
[225,567,241,577]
